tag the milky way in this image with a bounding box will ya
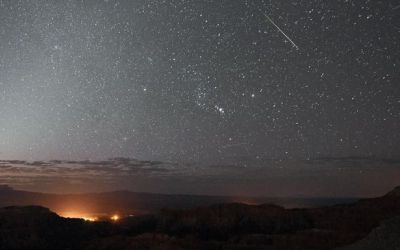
[0,0,399,195]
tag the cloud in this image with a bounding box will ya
[1,157,399,196]
[0,158,179,178]
[25,161,54,167]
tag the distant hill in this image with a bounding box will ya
[0,187,235,216]
[0,186,357,217]
[0,185,13,191]
[0,186,400,249]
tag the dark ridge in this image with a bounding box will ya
[384,186,400,197]
[0,185,13,191]
[0,185,399,249]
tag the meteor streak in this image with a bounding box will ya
[261,12,299,50]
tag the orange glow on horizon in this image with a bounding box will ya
[82,216,98,222]
[59,212,98,222]
[110,214,120,221]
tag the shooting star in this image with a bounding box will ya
[261,12,299,50]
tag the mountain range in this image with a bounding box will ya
[0,185,357,216]
[0,185,400,249]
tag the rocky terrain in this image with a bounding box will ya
[0,186,399,249]
[338,216,400,250]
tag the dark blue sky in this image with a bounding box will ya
[0,0,399,195]
[1,0,399,162]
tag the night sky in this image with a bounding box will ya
[0,0,399,196]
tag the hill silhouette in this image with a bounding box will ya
[0,206,109,250]
[0,186,400,249]
[0,186,357,216]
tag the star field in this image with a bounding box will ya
[0,0,399,166]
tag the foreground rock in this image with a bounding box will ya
[338,216,400,250]
[1,186,400,249]
[0,206,114,250]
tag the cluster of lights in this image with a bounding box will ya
[82,216,98,222]
[110,214,120,221]
[60,212,121,222]
[82,214,120,222]
[60,212,98,222]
